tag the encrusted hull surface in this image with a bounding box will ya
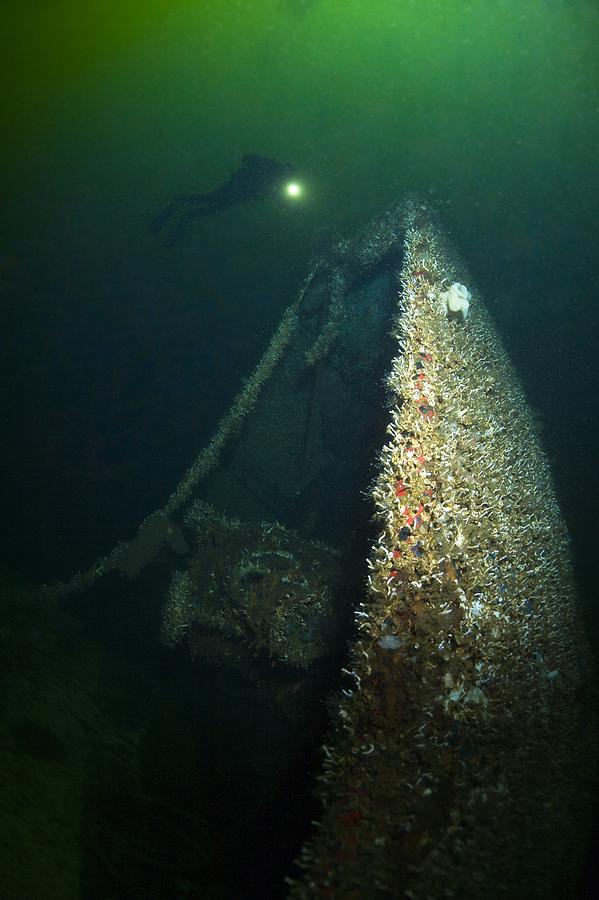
[288,201,596,899]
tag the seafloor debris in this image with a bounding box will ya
[287,200,596,899]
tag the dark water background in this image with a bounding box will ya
[1,1,598,897]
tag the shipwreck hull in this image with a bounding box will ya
[288,201,596,899]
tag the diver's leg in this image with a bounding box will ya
[149,192,213,233]
[164,203,218,244]
[149,194,190,233]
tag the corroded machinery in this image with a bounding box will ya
[288,201,596,899]
[161,501,343,670]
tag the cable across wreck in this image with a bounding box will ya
[19,191,594,897]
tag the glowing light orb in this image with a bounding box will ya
[285,181,302,199]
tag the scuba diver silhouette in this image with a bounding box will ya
[150,154,297,244]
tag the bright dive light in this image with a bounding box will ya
[285,181,302,199]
